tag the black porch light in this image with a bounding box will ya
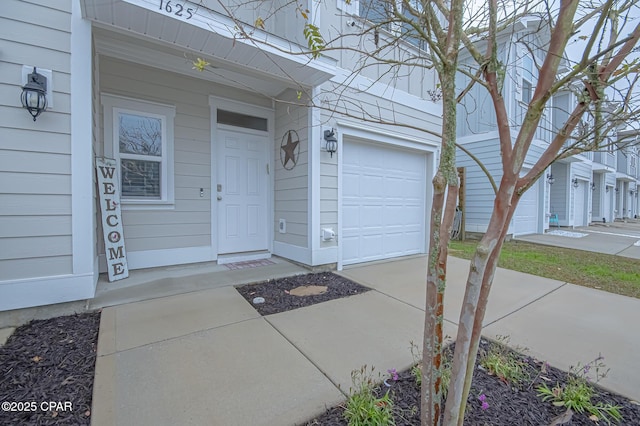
[21,67,47,121]
[572,178,579,188]
[323,129,338,157]
[546,173,555,185]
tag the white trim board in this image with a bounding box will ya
[99,246,215,272]
[71,0,96,282]
[0,274,94,311]
[273,241,312,266]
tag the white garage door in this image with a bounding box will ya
[342,140,427,265]
[513,181,539,236]
[574,180,587,226]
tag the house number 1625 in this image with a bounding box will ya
[159,0,194,20]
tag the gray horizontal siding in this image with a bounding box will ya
[273,91,309,248]
[0,0,73,281]
[98,57,218,255]
[456,138,503,231]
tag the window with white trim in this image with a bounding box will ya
[521,54,534,104]
[101,94,176,207]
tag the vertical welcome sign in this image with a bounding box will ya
[96,157,129,282]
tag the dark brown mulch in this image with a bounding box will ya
[235,272,370,315]
[305,340,640,426]
[0,312,101,426]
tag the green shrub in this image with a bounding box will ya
[343,365,395,426]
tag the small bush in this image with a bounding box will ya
[537,356,622,424]
[479,336,529,384]
[343,365,395,426]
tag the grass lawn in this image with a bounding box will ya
[448,239,640,299]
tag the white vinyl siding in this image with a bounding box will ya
[455,136,504,233]
[0,0,73,280]
[97,57,215,257]
[274,90,308,248]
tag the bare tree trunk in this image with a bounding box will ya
[422,67,459,426]
[442,174,516,425]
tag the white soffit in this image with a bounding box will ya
[80,0,336,89]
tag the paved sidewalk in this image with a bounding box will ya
[517,221,640,259]
[91,256,640,425]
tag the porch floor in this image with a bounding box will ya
[90,257,309,310]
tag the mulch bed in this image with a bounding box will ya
[305,340,640,425]
[235,272,370,315]
[0,312,101,426]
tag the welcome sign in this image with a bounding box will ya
[96,157,129,282]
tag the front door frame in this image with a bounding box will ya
[209,96,275,261]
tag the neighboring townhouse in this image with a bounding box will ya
[0,0,441,312]
[614,130,639,220]
[455,19,555,236]
[455,18,639,236]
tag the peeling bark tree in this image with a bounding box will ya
[204,0,640,424]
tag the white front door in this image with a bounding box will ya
[574,181,587,226]
[217,128,269,254]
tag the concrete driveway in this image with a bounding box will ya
[516,220,640,259]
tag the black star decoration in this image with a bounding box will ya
[281,131,300,169]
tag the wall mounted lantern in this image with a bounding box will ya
[591,182,596,191]
[323,129,338,158]
[21,67,48,121]
[606,186,610,193]
[615,187,619,193]
[572,178,579,188]
[546,173,555,185]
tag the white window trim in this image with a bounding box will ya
[520,53,534,104]
[101,93,176,210]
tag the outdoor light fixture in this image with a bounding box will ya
[615,187,619,193]
[591,182,596,191]
[323,128,338,158]
[546,173,555,185]
[572,178,579,188]
[21,67,47,121]
[606,187,610,193]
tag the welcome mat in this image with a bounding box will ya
[224,259,275,270]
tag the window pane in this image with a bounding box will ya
[522,80,532,103]
[119,113,162,157]
[360,0,390,28]
[217,110,267,131]
[121,159,160,198]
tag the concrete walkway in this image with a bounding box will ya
[517,220,640,259]
[91,256,640,426]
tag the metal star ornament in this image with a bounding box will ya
[280,130,300,170]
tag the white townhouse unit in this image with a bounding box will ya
[455,19,555,236]
[0,0,442,311]
[455,18,639,236]
[613,130,639,220]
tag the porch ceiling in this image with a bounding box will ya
[592,164,615,173]
[81,0,336,95]
[616,172,637,182]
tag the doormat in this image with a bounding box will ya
[224,259,275,270]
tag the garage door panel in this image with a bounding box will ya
[513,180,539,236]
[343,140,427,265]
